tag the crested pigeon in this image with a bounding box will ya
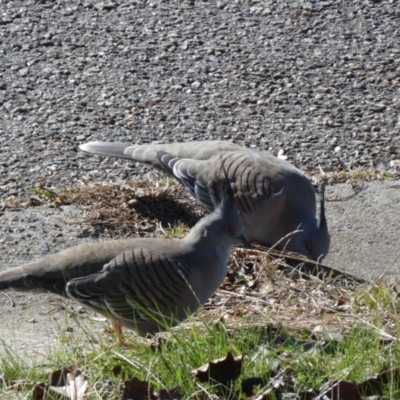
[0,184,249,336]
[80,140,330,260]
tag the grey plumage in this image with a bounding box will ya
[0,187,249,336]
[80,140,330,260]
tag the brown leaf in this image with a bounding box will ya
[335,295,349,307]
[122,377,157,400]
[192,351,243,386]
[241,377,265,397]
[32,383,47,400]
[358,367,400,396]
[112,365,122,377]
[319,380,361,400]
[50,367,73,386]
[154,387,182,400]
[122,378,182,400]
[49,370,89,400]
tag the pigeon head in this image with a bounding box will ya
[282,192,330,261]
[192,179,250,249]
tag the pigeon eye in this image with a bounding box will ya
[305,240,313,253]
[224,224,235,236]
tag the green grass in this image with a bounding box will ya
[159,220,191,239]
[334,167,397,184]
[1,282,400,399]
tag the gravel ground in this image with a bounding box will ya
[1,0,400,201]
[1,0,400,360]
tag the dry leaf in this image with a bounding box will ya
[49,370,89,400]
[192,351,243,385]
[122,377,156,400]
[319,380,361,400]
[32,383,46,400]
[50,367,73,386]
[154,387,182,400]
[358,367,400,396]
[241,377,265,397]
[122,377,182,400]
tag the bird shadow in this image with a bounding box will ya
[325,182,366,203]
[75,190,206,239]
[131,192,204,228]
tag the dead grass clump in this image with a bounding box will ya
[202,245,399,340]
[309,167,400,189]
[3,177,399,340]
[4,179,205,238]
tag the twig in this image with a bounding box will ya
[1,291,15,307]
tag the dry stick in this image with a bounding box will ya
[217,289,271,306]
[1,291,15,307]
[255,243,367,284]
[263,229,303,256]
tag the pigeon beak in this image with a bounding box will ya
[239,235,252,249]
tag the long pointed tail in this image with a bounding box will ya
[0,267,31,291]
